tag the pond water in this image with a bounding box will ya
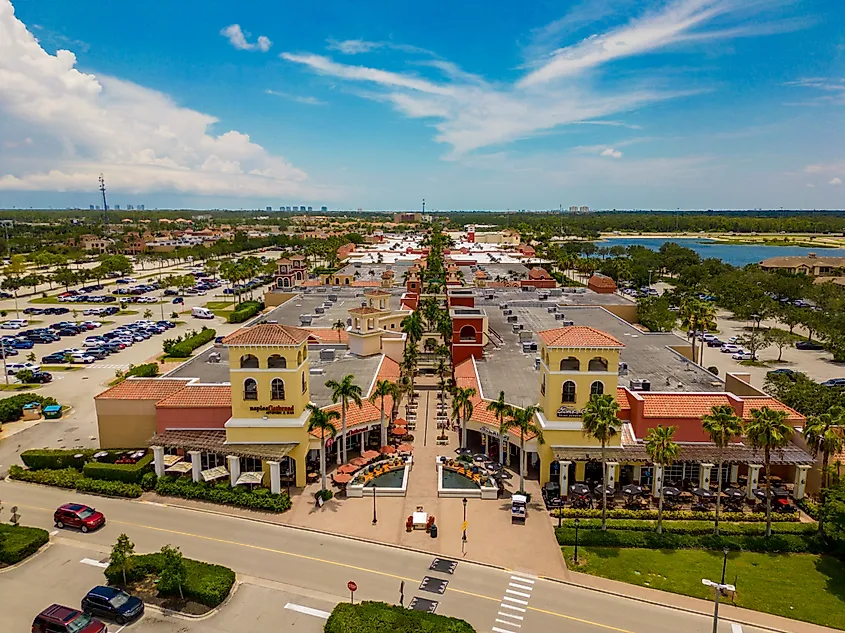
[598,237,845,267]
[442,469,480,490]
[364,468,405,488]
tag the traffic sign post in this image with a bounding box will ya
[347,580,357,604]
[399,580,405,607]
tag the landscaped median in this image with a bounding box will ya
[0,524,49,566]
[8,466,143,498]
[325,602,475,633]
[551,507,800,522]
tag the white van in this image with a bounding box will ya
[192,307,214,320]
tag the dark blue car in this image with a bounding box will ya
[41,353,67,363]
[81,586,144,624]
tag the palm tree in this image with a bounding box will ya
[486,391,513,465]
[451,386,477,448]
[306,404,340,493]
[332,319,345,339]
[679,297,716,366]
[502,405,544,494]
[803,406,845,534]
[645,425,680,534]
[369,379,396,447]
[701,405,744,535]
[400,311,424,344]
[745,407,793,537]
[582,393,622,530]
[325,375,363,464]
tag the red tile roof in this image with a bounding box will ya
[528,267,551,279]
[588,274,617,289]
[615,387,631,411]
[538,326,625,348]
[365,289,391,297]
[223,323,310,346]
[348,306,383,315]
[305,328,349,344]
[352,281,383,287]
[95,379,190,401]
[742,397,804,421]
[157,385,232,408]
[639,393,735,419]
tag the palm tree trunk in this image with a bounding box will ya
[519,436,525,492]
[379,401,386,447]
[498,419,504,465]
[819,451,829,535]
[657,486,664,535]
[320,438,327,492]
[601,442,607,531]
[461,415,467,449]
[764,449,772,538]
[340,402,347,465]
[714,458,723,536]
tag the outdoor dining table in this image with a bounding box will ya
[622,484,643,496]
[724,488,745,499]
[693,487,715,499]
[332,473,352,485]
[455,447,472,456]
[473,454,490,463]
[486,461,503,472]
[380,445,396,454]
[570,483,590,496]
[337,464,357,475]
[349,457,368,467]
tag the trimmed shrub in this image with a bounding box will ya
[228,301,262,323]
[155,475,291,512]
[0,524,50,565]
[551,507,799,523]
[554,526,828,554]
[20,448,141,471]
[8,465,141,498]
[75,478,142,498]
[141,472,158,491]
[557,518,816,535]
[82,454,153,484]
[325,602,476,633]
[125,363,159,379]
[168,328,216,358]
[798,497,820,520]
[0,393,58,423]
[104,553,235,608]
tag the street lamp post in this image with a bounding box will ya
[574,518,580,564]
[557,499,563,529]
[372,485,378,525]
[461,497,467,555]
[721,547,728,584]
[702,578,735,633]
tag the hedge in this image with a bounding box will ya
[83,454,153,484]
[325,602,476,633]
[105,552,235,608]
[558,518,816,536]
[0,524,50,565]
[20,448,145,471]
[797,497,820,520]
[551,507,800,523]
[155,475,291,512]
[228,301,262,324]
[8,465,142,498]
[168,328,216,358]
[554,526,829,554]
[125,363,159,379]
[0,393,58,423]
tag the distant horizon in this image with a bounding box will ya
[2,208,845,215]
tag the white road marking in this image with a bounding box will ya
[284,603,331,619]
[508,582,533,591]
[80,558,108,568]
[502,596,529,605]
[498,612,523,621]
[113,626,126,633]
[500,603,526,612]
[49,530,58,536]
[505,589,531,598]
[510,573,535,582]
[493,627,517,633]
[496,619,521,628]
[140,501,169,507]
[731,625,743,633]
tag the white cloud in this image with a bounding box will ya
[265,89,326,106]
[220,24,272,52]
[0,1,331,199]
[784,77,845,106]
[3,137,32,148]
[806,183,815,188]
[326,39,431,56]
[830,177,843,186]
[283,0,799,157]
[600,148,623,158]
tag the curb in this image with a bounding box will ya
[0,540,52,575]
[142,575,241,621]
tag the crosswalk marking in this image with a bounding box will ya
[498,611,523,621]
[506,589,531,598]
[509,582,533,591]
[510,575,534,584]
[503,596,528,606]
[92,363,130,369]
[493,627,517,633]
[731,625,743,633]
[510,572,536,581]
[284,603,330,619]
[500,603,526,612]
[80,558,108,568]
[497,570,534,632]
[496,619,521,628]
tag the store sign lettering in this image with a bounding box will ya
[250,405,296,415]
[557,406,584,418]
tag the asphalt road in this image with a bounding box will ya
[0,480,780,633]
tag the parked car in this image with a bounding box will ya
[32,604,107,633]
[70,353,95,364]
[54,503,105,532]
[29,371,53,383]
[732,351,756,361]
[796,340,824,351]
[7,362,41,375]
[41,353,68,364]
[720,344,742,354]
[9,338,34,349]
[706,338,723,348]
[821,378,845,388]
[0,321,22,330]
[81,586,144,625]
[766,368,796,379]
[172,297,184,304]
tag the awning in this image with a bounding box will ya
[201,466,229,482]
[236,471,264,486]
[162,455,182,467]
[150,429,297,461]
[165,461,192,474]
[552,442,814,466]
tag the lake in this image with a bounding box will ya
[598,237,845,267]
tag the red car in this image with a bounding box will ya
[54,504,105,533]
[32,604,107,633]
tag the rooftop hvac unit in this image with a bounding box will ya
[547,306,557,313]
[576,288,587,294]
[299,315,313,325]
[629,379,651,392]
[499,303,509,310]
[559,320,574,327]
[549,288,562,296]
[522,342,533,353]
[328,294,338,302]
[518,331,533,342]
[554,313,565,320]
[309,367,325,375]
[512,324,523,333]
[323,301,333,308]
[538,293,549,300]
[317,287,327,293]
[503,309,513,316]
[319,348,336,362]
[618,362,629,376]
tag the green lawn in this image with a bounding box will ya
[564,547,845,630]
[204,301,234,319]
[40,365,82,372]
[0,383,41,391]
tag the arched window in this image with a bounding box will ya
[459,325,476,342]
[588,357,608,372]
[296,350,302,365]
[302,372,307,393]
[541,374,546,396]
[240,354,259,369]
[271,378,285,400]
[243,378,258,401]
[281,277,290,288]
[559,356,580,371]
[590,381,604,396]
[268,354,287,369]
[562,381,576,403]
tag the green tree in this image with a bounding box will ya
[701,405,743,535]
[157,544,186,599]
[110,533,135,585]
[486,391,513,466]
[582,393,621,530]
[325,374,363,464]
[764,328,796,362]
[737,329,770,360]
[645,425,680,535]
[369,379,397,447]
[450,385,477,449]
[502,405,544,494]
[745,407,793,537]
[306,403,340,493]
[51,267,78,292]
[143,309,153,320]
[679,297,716,366]
[400,311,424,345]
[803,406,845,534]
[636,296,677,332]
[2,254,27,318]
[15,369,34,384]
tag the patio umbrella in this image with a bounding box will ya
[570,483,590,496]
[397,443,414,453]
[361,450,380,460]
[773,487,790,498]
[393,418,408,427]
[595,484,615,497]
[662,486,681,498]
[391,428,407,437]
[332,473,352,485]
[349,457,368,467]
[724,488,745,499]
[486,461,503,472]
[753,488,771,500]
[622,484,643,496]
[693,487,715,499]
[473,454,490,463]
[497,470,513,480]
[337,464,357,475]
[455,447,472,456]
[380,445,396,454]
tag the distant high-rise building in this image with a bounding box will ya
[321,206,328,212]
[139,204,145,211]
[89,205,95,211]
[279,206,284,211]
[299,206,306,211]
[579,206,590,213]
[95,205,101,210]
[266,206,272,212]
[127,204,134,211]
[307,206,312,212]
[114,204,120,210]
[568,206,578,213]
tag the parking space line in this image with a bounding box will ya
[731,625,743,633]
[284,603,331,619]
[80,557,108,568]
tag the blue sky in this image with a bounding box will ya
[0,0,843,210]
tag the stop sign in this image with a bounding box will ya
[347,581,357,592]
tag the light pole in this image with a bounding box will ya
[461,497,467,555]
[702,578,735,633]
[721,548,728,584]
[574,518,580,564]
[372,485,378,525]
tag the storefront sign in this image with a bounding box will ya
[556,406,584,418]
[479,427,508,443]
[249,405,296,415]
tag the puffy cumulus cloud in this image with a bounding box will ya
[0,1,330,199]
[830,177,843,186]
[220,24,272,52]
[600,148,623,158]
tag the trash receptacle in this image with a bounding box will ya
[430,524,437,538]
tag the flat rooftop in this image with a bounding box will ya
[335,261,415,279]
[260,291,404,329]
[476,305,723,407]
[474,287,635,307]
